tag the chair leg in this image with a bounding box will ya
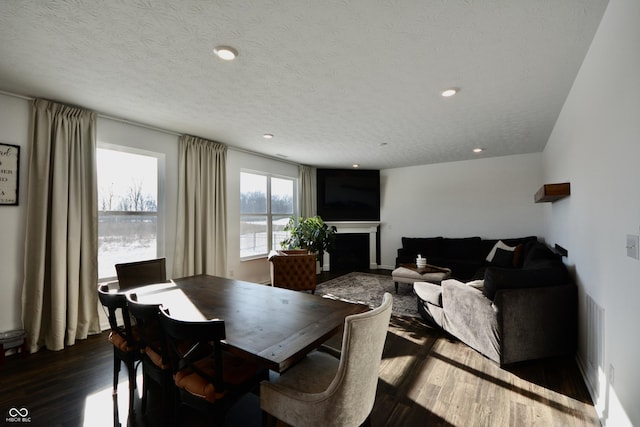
[141,372,148,414]
[262,410,277,427]
[111,390,121,427]
[113,352,121,393]
[161,374,173,419]
[126,361,137,416]
[171,390,181,427]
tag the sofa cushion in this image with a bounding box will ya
[414,281,442,306]
[441,237,482,260]
[482,261,568,300]
[486,240,516,263]
[428,257,484,281]
[492,247,515,267]
[401,237,443,257]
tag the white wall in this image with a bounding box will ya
[0,94,30,331]
[226,149,299,284]
[379,153,545,269]
[543,1,639,425]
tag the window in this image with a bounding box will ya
[240,171,296,259]
[97,146,164,280]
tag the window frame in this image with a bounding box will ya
[96,142,166,281]
[239,169,297,261]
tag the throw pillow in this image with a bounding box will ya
[512,244,525,268]
[492,247,514,267]
[486,240,515,263]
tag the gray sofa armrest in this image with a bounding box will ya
[495,283,577,365]
[441,280,501,363]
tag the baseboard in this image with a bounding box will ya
[575,353,604,426]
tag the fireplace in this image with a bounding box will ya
[323,221,380,271]
[330,233,369,271]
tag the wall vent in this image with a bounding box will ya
[586,294,605,395]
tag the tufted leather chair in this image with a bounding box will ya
[269,250,317,293]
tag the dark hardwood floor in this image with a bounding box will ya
[0,269,600,427]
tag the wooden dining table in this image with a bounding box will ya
[122,274,369,373]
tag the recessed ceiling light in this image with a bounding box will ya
[473,148,485,153]
[352,164,360,168]
[441,88,458,97]
[263,133,274,139]
[213,46,238,60]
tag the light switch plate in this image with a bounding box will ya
[626,234,639,260]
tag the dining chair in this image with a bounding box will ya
[159,307,269,424]
[115,258,167,289]
[260,292,393,427]
[268,250,317,293]
[97,283,142,417]
[126,293,173,416]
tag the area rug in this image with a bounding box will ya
[315,272,419,318]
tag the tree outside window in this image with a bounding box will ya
[240,171,295,259]
[97,147,162,279]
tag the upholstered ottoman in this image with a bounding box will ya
[391,264,451,293]
[413,281,444,327]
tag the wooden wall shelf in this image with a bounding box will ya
[535,183,570,203]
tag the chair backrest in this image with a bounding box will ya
[269,252,317,292]
[98,283,137,348]
[116,258,167,289]
[159,307,227,393]
[326,292,393,424]
[126,293,167,365]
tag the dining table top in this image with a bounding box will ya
[120,274,369,373]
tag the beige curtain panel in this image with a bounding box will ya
[173,135,227,278]
[22,99,100,353]
[299,165,316,218]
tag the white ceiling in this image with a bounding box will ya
[0,1,608,170]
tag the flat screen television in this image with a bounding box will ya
[317,169,380,221]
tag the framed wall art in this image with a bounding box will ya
[0,142,20,205]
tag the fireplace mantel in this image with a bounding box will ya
[324,221,380,270]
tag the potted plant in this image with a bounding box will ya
[280,216,337,271]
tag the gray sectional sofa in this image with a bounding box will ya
[404,238,577,365]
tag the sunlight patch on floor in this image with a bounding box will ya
[83,372,142,427]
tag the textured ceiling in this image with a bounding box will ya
[0,1,608,169]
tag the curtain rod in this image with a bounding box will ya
[0,89,182,136]
[98,113,182,136]
[0,89,302,167]
[228,146,302,167]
